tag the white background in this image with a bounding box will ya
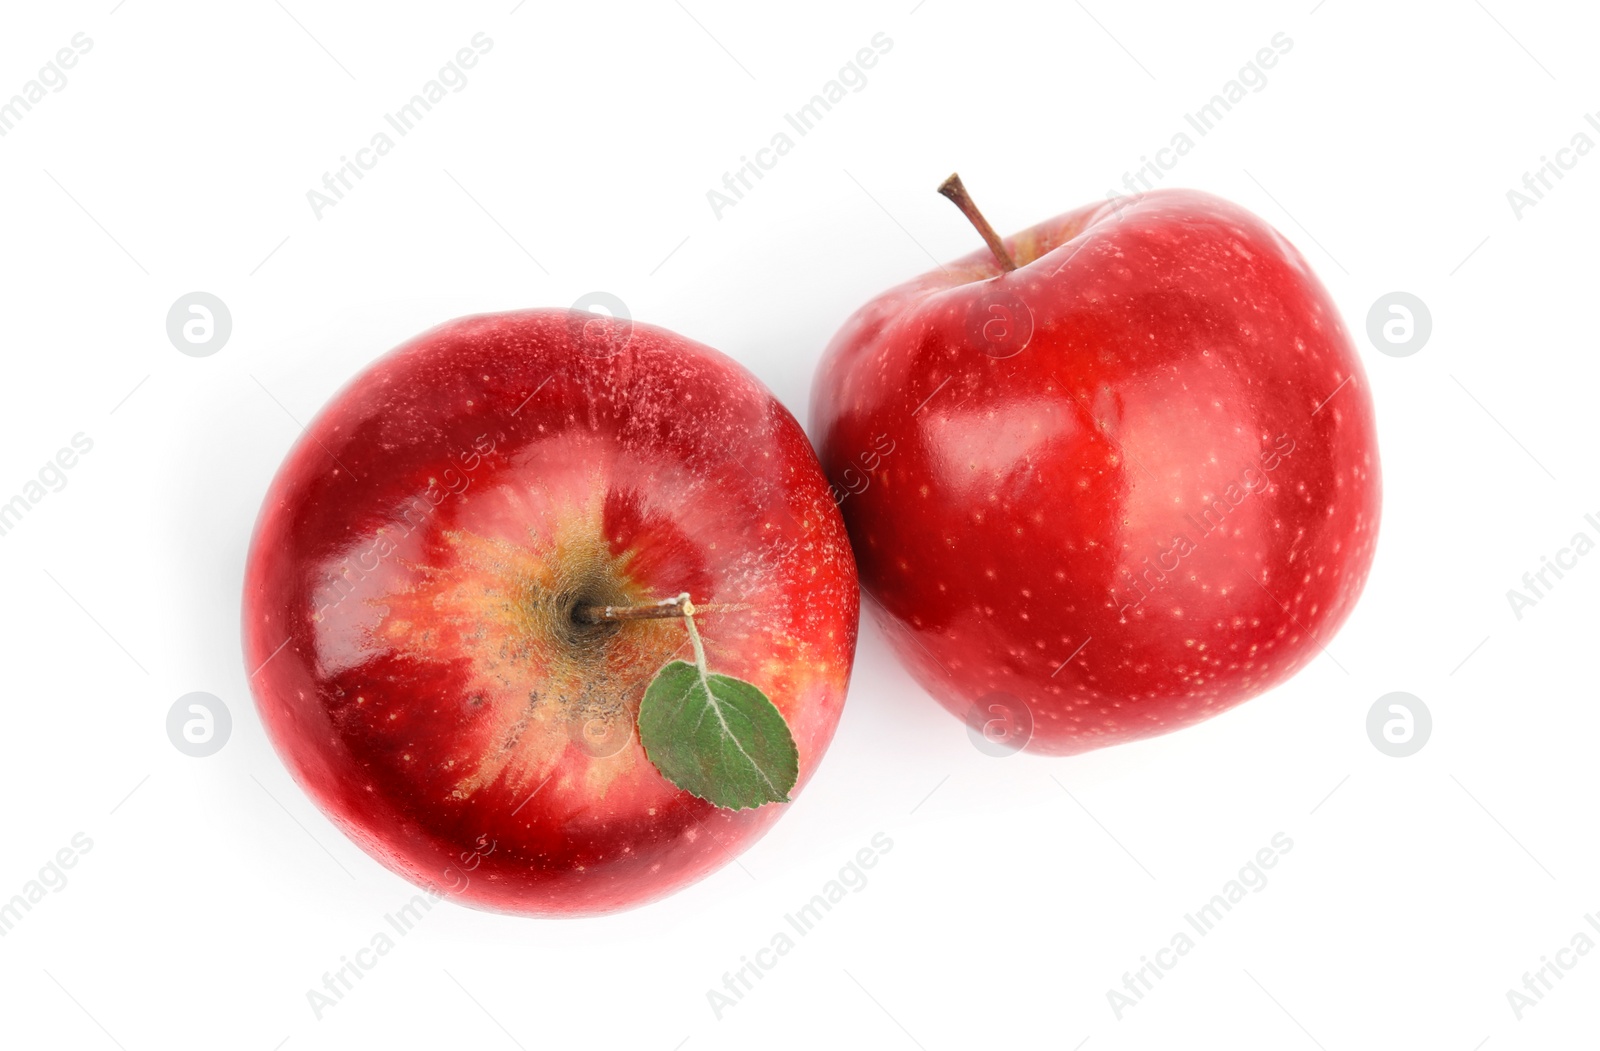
[1,0,1595,1047]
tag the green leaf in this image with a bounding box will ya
[638,660,798,810]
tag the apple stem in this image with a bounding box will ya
[573,600,687,623]
[572,593,736,626]
[679,596,710,676]
[937,173,1017,272]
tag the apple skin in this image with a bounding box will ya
[810,189,1379,756]
[243,309,858,916]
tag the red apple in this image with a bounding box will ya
[243,309,858,915]
[810,177,1380,756]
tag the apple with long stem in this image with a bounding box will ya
[810,175,1380,755]
[244,309,858,915]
